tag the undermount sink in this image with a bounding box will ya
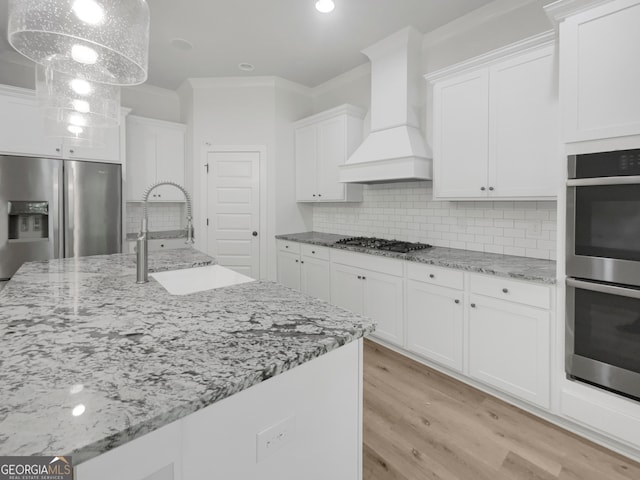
[150,264,255,295]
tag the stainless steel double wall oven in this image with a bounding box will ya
[566,148,640,400]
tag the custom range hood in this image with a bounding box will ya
[339,27,432,184]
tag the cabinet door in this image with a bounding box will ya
[277,251,301,290]
[155,127,186,201]
[489,45,559,198]
[561,0,640,142]
[0,94,62,158]
[362,270,404,347]
[433,69,489,198]
[469,294,550,408]
[301,256,330,302]
[406,280,464,372]
[126,120,157,201]
[317,116,346,201]
[65,124,120,163]
[330,263,364,314]
[295,125,318,202]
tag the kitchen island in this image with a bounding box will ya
[0,248,375,479]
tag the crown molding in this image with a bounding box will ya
[424,30,556,83]
[186,75,312,96]
[292,103,366,127]
[544,0,613,24]
[422,0,541,48]
[310,62,371,98]
[123,83,180,99]
[127,114,186,130]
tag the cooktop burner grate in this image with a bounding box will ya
[334,237,432,253]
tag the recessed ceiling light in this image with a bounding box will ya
[315,0,335,13]
[238,63,255,72]
[171,38,194,51]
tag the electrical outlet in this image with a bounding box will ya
[530,221,542,235]
[256,415,296,463]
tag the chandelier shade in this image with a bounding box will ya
[43,114,108,147]
[35,63,121,128]
[8,0,150,86]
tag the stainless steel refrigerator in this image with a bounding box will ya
[0,155,122,280]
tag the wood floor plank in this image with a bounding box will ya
[362,339,640,480]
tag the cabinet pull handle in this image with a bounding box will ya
[429,274,435,279]
[454,299,460,304]
[502,288,509,294]
[471,303,476,308]
[489,187,494,191]
[480,187,486,191]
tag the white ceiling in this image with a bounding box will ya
[0,0,496,90]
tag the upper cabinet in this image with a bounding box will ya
[427,35,559,200]
[0,86,122,163]
[294,104,365,203]
[557,0,640,142]
[126,115,186,202]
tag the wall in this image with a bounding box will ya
[308,0,558,260]
[313,182,557,260]
[126,203,186,235]
[181,77,313,281]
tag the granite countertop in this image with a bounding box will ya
[0,248,375,464]
[276,231,557,284]
[125,229,189,241]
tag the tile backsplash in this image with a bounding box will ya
[312,182,557,260]
[126,202,186,234]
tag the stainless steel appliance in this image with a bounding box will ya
[334,237,432,253]
[566,147,640,400]
[0,155,121,279]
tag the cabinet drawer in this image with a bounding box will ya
[301,244,330,261]
[469,274,550,309]
[278,240,301,254]
[331,249,403,277]
[407,262,464,290]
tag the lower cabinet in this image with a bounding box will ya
[300,255,331,302]
[330,254,404,347]
[276,241,330,301]
[468,294,550,408]
[406,280,464,372]
[277,250,301,290]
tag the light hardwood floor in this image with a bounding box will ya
[362,339,640,480]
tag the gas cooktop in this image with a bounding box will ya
[334,237,432,254]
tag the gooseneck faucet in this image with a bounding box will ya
[136,181,194,284]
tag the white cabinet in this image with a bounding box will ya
[429,38,558,200]
[406,265,464,372]
[467,274,551,409]
[294,104,365,203]
[276,241,330,301]
[0,86,122,163]
[126,116,186,202]
[330,251,404,346]
[559,0,640,142]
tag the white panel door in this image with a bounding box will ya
[155,127,186,201]
[406,280,464,372]
[295,125,318,201]
[206,151,260,278]
[363,270,404,347]
[489,45,558,198]
[317,116,346,201]
[469,294,550,408]
[277,251,301,290]
[330,263,364,314]
[433,69,490,198]
[300,256,330,302]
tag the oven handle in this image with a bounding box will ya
[567,278,640,299]
[567,175,640,187]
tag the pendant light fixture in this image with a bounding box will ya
[35,63,121,128]
[315,0,335,13]
[8,0,150,85]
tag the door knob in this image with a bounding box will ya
[252,231,258,237]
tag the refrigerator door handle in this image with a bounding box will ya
[64,162,75,258]
[52,162,64,259]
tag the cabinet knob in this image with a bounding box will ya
[301,261,304,264]
[313,194,316,197]
[357,275,362,280]
[489,187,494,191]
[295,259,299,263]
[454,299,460,304]
[480,187,486,191]
[69,149,75,154]
[252,231,258,237]
[429,274,435,279]
[502,288,509,294]
[318,194,322,197]
[311,250,316,254]
[55,148,61,153]
[471,303,476,308]
[285,245,289,249]
[362,276,366,280]
[160,244,165,248]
